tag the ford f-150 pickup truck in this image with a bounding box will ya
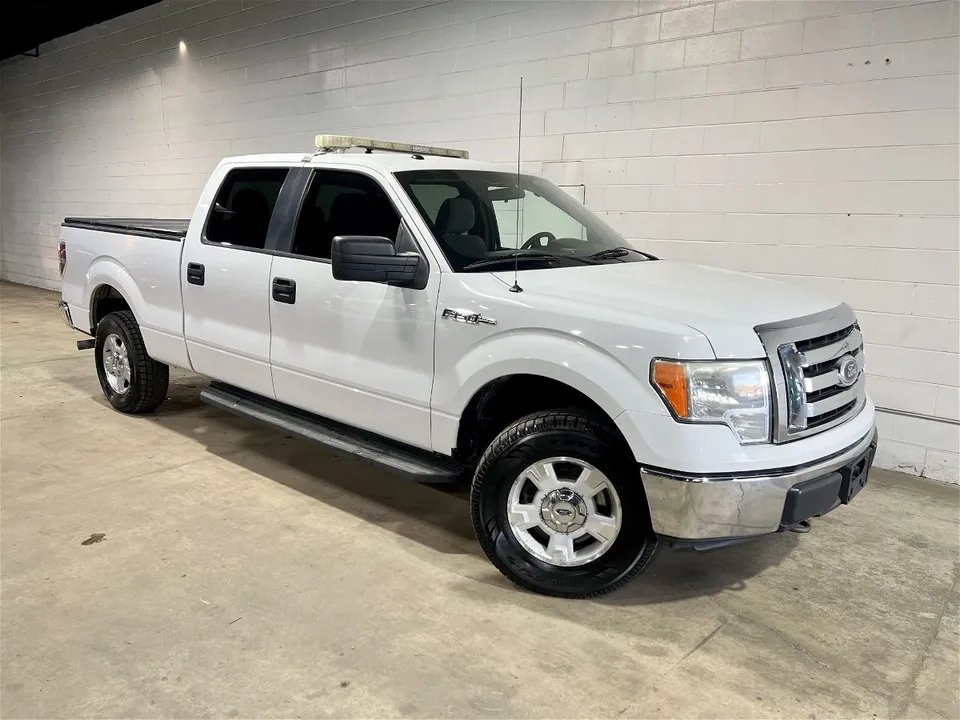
[59,135,876,598]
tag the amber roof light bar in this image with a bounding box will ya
[314,134,469,159]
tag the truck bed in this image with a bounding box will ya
[62,217,189,241]
[60,216,191,368]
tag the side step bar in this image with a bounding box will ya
[200,382,465,484]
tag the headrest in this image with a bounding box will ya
[436,197,475,235]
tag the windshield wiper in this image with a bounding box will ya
[585,246,658,261]
[461,251,594,271]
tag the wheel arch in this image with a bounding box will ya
[85,257,144,333]
[89,283,134,332]
[453,373,632,466]
[433,331,659,460]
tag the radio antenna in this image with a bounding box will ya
[508,77,524,294]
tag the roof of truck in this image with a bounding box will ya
[221,152,502,174]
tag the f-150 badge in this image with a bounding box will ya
[441,308,497,326]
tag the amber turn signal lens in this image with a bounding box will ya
[652,360,689,418]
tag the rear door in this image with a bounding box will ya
[182,165,293,398]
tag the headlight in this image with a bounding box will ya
[651,359,772,444]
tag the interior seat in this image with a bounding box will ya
[434,197,487,262]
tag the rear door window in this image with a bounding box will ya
[205,168,289,249]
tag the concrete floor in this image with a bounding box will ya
[1,280,957,719]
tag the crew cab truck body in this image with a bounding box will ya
[59,135,877,597]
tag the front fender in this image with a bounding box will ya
[430,330,670,453]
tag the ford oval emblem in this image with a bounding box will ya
[837,355,860,387]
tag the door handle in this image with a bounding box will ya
[186,262,205,286]
[272,277,296,304]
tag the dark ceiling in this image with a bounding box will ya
[1,1,161,61]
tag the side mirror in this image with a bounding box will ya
[331,235,420,286]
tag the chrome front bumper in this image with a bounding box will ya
[640,428,877,541]
[58,301,74,329]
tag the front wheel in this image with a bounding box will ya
[470,410,659,598]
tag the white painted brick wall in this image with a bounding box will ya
[0,0,957,481]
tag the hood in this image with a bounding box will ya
[494,261,841,358]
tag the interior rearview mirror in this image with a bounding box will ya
[487,186,524,201]
[331,235,420,286]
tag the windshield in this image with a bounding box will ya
[395,170,651,272]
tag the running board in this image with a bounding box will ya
[200,382,465,483]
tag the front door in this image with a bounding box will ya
[268,167,438,450]
[182,166,290,398]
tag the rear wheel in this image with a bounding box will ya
[470,410,658,598]
[95,310,169,414]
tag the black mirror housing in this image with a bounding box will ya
[331,235,420,286]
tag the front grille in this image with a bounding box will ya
[805,345,860,377]
[806,383,848,404]
[807,400,857,429]
[757,307,867,443]
[795,325,855,353]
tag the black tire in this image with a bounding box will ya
[95,310,169,414]
[470,410,659,598]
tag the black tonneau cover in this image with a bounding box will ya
[62,217,190,241]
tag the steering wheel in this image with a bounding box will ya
[521,231,557,250]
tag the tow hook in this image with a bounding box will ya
[788,519,813,534]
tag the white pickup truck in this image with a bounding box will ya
[59,135,876,598]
